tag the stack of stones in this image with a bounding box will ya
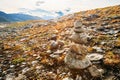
[70,20,88,44]
[64,20,91,69]
[64,20,102,78]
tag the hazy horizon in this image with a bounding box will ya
[0,0,120,19]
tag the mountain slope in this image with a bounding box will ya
[0,16,9,22]
[0,11,41,22]
[0,5,120,80]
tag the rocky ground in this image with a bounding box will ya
[0,5,120,80]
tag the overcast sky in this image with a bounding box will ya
[0,0,120,19]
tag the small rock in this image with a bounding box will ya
[36,55,41,60]
[50,40,64,50]
[21,62,27,65]
[97,27,105,31]
[7,55,12,58]
[0,69,2,73]
[6,74,15,80]
[74,28,84,33]
[107,30,115,35]
[10,65,15,68]
[50,34,57,40]
[20,64,26,68]
[114,40,120,47]
[36,66,43,69]
[0,77,3,80]
[50,54,60,58]
[42,44,47,49]
[73,21,85,33]
[104,76,115,80]
[63,77,73,80]
[113,48,120,54]
[114,30,120,34]
[33,54,37,57]
[46,50,52,54]
[6,69,14,73]
[74,20,82,28]
[112,15,120,19]
[88,65,101,77]
[15,74,26,80]
[54,50,65,54]
[93,46,103,52]
[101,22,109,26]
[98,69,105,74]
[58,40,65,47]
[3,70,7,74]
[0,55,3,57]
[50,41,59,50]
[86,53,103,61]
[101,41,106,45]
[76,75,82,80]
[88,14,100,19]
[22,67,30,74]
[31,60,38,66]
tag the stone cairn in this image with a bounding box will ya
[64,20,102,78]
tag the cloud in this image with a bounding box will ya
[65,8,71,12]
[19,8,64,19]
[0,0,120,19]
[36,1,45,6]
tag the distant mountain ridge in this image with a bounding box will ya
[0,11,41,22]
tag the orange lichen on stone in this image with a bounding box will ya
[104,51,120,65]
[114,40,120,47]
[87,47,95,53]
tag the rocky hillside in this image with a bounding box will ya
[0,5,120,80]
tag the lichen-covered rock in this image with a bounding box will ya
[15,74,26,80]
[74,20,82,28]
[49,41,59,50]
[49,40,65,50]
[63,77,73,80]
[87,47,95,53]
[64,51,92,69]
[73,20,85,33]
[88,65,101,77]
[113,48,120,54]
[70,43,87,55]
[114,40,120,47]
[74,28,84,33]
[92,46,103,53]
[6,74,15,80]
[86,53,103,61]
[57,40,65,47]
[103,51,120,65]
[49,34,57,40]
[46,50,52,54]
[104,76,116,80]
[54,50,65,54]
[76,75,82,80]
[70,33,88,44]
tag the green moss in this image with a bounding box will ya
[117,37,120,40]
[12,57,25,64]
[64,40,69,45]
[6,21,30,28]
[22,45,32,51]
